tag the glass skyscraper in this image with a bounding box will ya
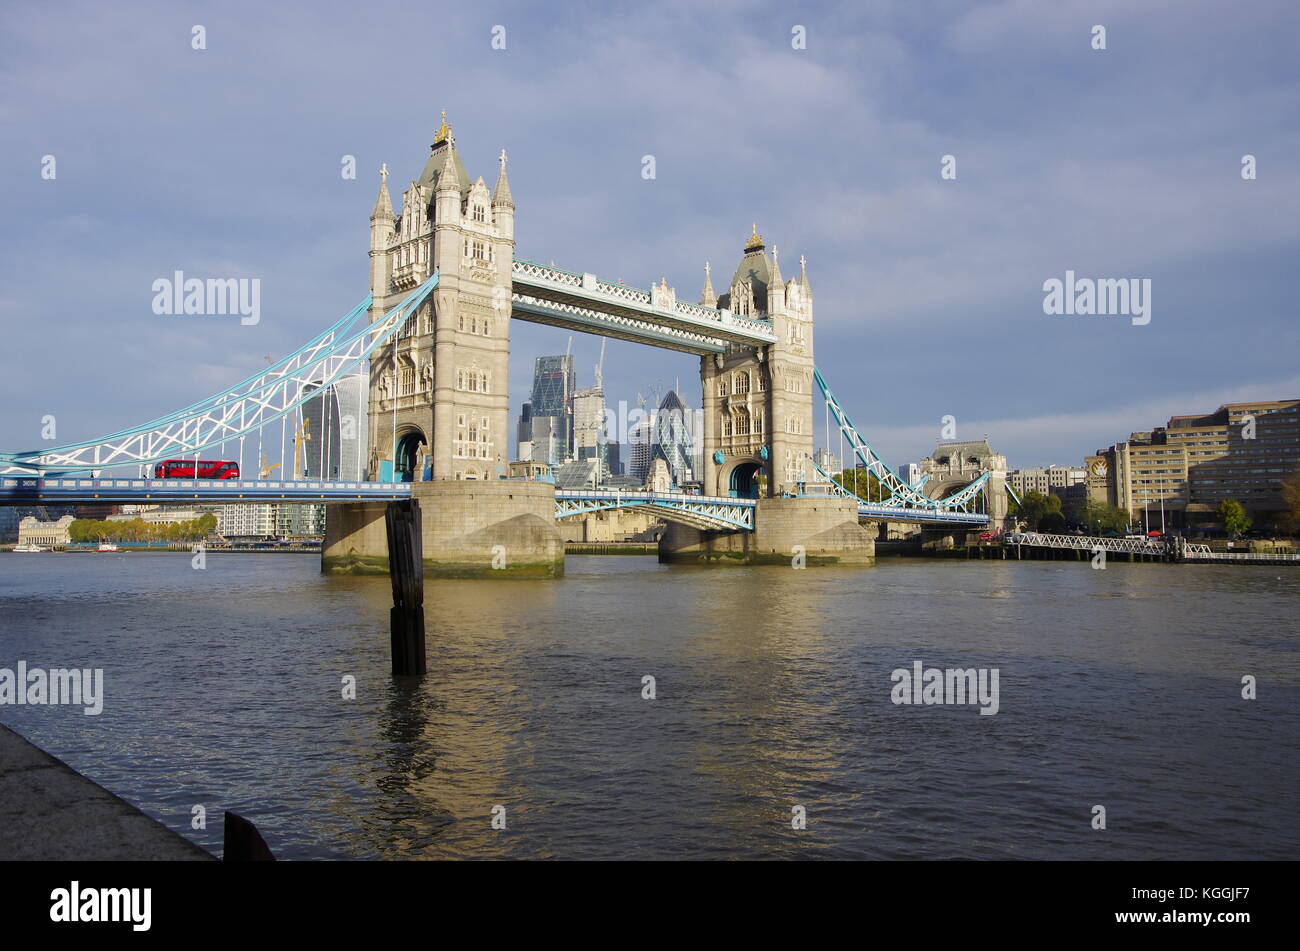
[526,354,575,466]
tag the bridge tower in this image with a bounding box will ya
[326,115,563,578]
[699,226,816,498]
[365,113,515,483]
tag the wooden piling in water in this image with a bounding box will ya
[385,498,426,677]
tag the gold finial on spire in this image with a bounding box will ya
[745,222,764,251]
[434,110,451,145]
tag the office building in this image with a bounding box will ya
[1087,398,1300,529]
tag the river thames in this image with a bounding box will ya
[0,553,1295,860]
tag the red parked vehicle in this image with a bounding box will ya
[153,460,240,479]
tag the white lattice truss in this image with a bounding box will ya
[1007,533,1170,554]
[555,489,756,532]
[1185,549,1300,562]
[511,259,777,351]
[512,295,727,356]
[0,275,440,475]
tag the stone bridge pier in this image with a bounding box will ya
[658,497,875,566]
[323,481,564,577]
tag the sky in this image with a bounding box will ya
[1,0,1298,471]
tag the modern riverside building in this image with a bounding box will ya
[573,385,607,479]
[302,372,370,482]
[107,508,208,525]
[302,383,341,480]
[1086,398,1300,530]
[898,462,923,487]
[651,390,696,487]
[515,400,533,461]
[217,504,279,538]
[627,416,653,484]
[216,503,325,539]
[813,448,841,475]
[527,354,576,467]
[1008,465,1086,497]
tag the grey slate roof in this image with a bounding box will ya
[718,248,772,312]
[415,142,472,202]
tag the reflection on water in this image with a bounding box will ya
[0,553,1296,859]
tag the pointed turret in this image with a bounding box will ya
[371,163,394,221]
[434,144,461,226]
[436,145,461,195]
[369,165,396,294]
[800,254,812,296]
[491,148,516,242]
[700,261,717,308]
[492,149,514,208]
[768,245,786,313]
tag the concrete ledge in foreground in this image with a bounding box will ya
[0,723,214,861]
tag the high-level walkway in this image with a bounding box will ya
[511,259,776,355]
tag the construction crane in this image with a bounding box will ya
[258,453,281,479]
[292,418,311,480]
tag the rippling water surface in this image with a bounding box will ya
[0,552,1296,859]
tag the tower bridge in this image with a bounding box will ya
[0,114,1010,572]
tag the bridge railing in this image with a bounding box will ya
[1005,532,1168,554]
[857,503,989,524]
[556,488,757,507]
[1,476,412,499]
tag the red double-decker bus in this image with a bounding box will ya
[153,460,240,479]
